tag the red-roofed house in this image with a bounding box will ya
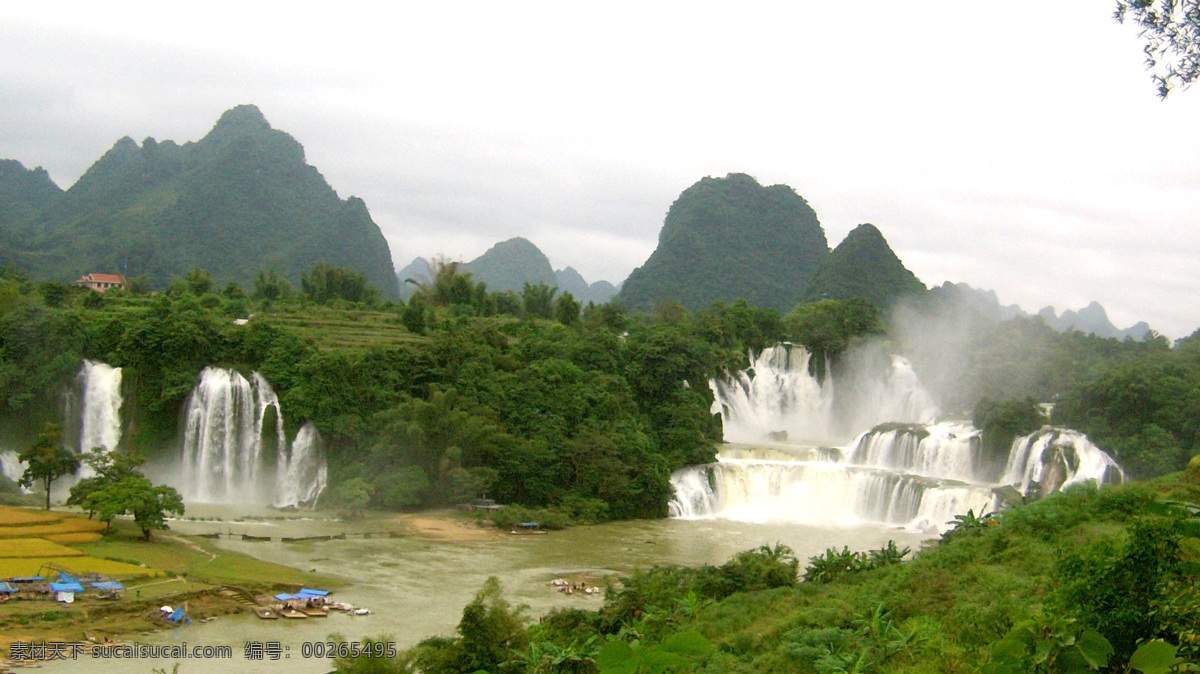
[75,273,127,293]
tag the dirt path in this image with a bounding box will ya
[159,533,217,561]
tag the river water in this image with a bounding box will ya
[40,504,931,673]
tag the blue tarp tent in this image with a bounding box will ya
[11,576,44,583]
[90,581,125,592]
[0,582,17,593]
[166,606,191,625]
[298,588,329,596]
[50,582,85,593]
[274,593,295,601]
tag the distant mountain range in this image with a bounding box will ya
[0,105,399,296]
[396,237,618,304]
[929,282,1152,340]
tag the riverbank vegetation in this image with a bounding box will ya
[335,473,1199,673]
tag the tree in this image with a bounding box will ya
[522,282,557,319]
[18,423,79,509]
[82,476,184,539]
[554,291,581,326]
[1116,0,1200,97]
[184,267,213,295]
[783,297,884,374]
[301,263,380,305]
[331,477,375,518]
[67,449,147,518]
[456,577,529,673]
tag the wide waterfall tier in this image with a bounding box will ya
[177,367,327,508]
[710,344,938,446]
[670,423,1124,533]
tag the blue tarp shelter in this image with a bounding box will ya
[0,582,18,593]
[50,582,85,593]
[11,576,44,583]
[90,581,125,592]
[298,588,329,596]
[166,606,191,625]
[274,593,295,601]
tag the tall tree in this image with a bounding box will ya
[18,423,80,509]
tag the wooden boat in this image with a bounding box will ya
[301,607,328,617]
[252,606,278,620]
[241,534,271,542]
[279,609,307,619]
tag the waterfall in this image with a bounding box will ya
[74,361,124,476]
[177,367,326,507]
[1,451,28,489]
[1001,427,1125,498]
[274,422,328,508]
[710,344,937,446]
[673,343,1123,533]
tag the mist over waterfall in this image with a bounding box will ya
[673,344,1123,533]
[710,344,937,446]
[177,367,326,507]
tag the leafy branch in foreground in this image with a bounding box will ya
[1116,0,1200,98]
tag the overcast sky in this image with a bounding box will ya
[2,2,1198,338]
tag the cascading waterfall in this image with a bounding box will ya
[672,344,1123,533]
[274,422,328,508]
[177,367,326,507]
[1002,428,1124,497]
[710,344,937,446]
[73,360,124,476]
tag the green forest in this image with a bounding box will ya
[1,262,1198,672]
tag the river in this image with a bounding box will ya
[40,504,931,673]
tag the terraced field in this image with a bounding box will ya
[261,307,426,353]
[0,505,158,578]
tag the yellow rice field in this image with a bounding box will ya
[0,518,108,538]
[0,537,85,558]
[0,556,160,578]
[0,505,62,526]
[44,532,104,544]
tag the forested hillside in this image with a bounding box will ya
[619,174,829,312]
[800,223,925,310]
[0,105,399,297]
[463,237,558,293]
